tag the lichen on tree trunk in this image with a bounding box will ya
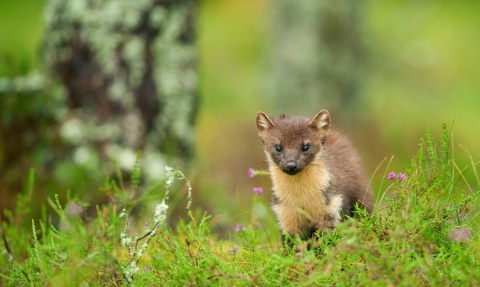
[43,0,198,179]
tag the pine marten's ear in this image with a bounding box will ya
[256,112,275,131]
[309,110,331,132]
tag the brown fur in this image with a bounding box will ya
[256,110,373,242]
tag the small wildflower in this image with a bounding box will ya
[387,172,395,180]
[248,168,254,178]
[235,224,247,232]
[145,222,149,227]
[143,266,151,271]
[397,173,406,180]
[253,187,263,195]
[235,224,242,232]
[390,192,395,198]
[232,246,239,254]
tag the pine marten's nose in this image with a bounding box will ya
[286,161,297,171]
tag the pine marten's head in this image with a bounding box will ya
[256,110,331,175]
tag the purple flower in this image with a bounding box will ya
[248,168,254,178]
[232,246,239,254]
[235,224,247,232]
[390,192,395,198]
[143,266,151,271]
[145,222,149,227]
[253,187,263,195]
[387,172,396,180]
[397,173,406,180]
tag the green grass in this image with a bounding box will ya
[1,124,479,286]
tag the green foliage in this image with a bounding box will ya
[1,124,479,286]
[0,159,191,285]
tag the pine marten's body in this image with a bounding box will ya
[256,110,373,244]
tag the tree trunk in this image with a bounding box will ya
[267,0,362,116]
[43,0,198,179]
[0,0,198,216]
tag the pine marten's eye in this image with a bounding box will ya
[302,144,310,152]
[275,145,282,153]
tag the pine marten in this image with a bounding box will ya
[256,110,373,245]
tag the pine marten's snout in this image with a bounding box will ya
[281,152,304,175]
[285,160,300,175]
[286,161,297,171]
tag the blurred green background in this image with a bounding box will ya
[1,0,479,235]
